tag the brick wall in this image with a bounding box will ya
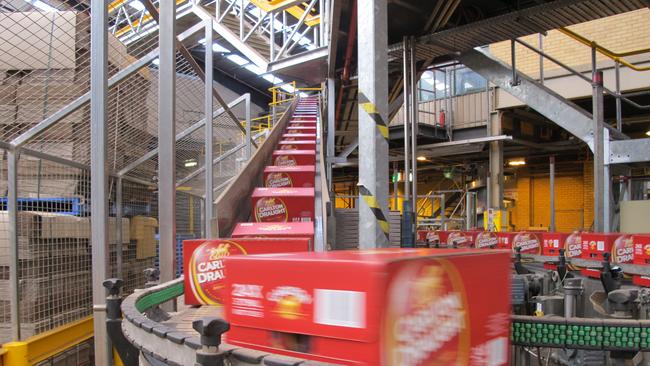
[489,9,650,77]
[511,162,594,232]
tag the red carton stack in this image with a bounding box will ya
[263,165,316,188]
[224,248,511,365]
[182,97,321,306]
[182,238,310,305]
[437,231,474,247]
[633,235,650,286]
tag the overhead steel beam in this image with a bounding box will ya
[90,0,110,364]
[117,94,250,176]
[609,138,650,164]
[10,23,203,148]
[192,4,269,69]
[357,0,390,248]
[458,48,601,151]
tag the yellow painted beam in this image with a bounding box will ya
[247,0,320,26]
[1,316,94,366]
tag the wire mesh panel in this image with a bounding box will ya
[6,153,92,341]
[114,179,159,294]
[0,148,10,342]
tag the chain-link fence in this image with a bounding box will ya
[0,0,264,346]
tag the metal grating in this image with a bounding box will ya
[388,0,650,65]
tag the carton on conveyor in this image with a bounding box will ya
[251,187,315,222]
[264,165,315,188]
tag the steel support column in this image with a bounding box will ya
[409,36,418,224]
[159,0,177,286]
[549,156,556,232]
[327,78,335,190]
[116,177,123,277]
[401,36,414,247]
[90,0,110,363]
[7,150,19,341]
[488,111,504,212]
[204,18,214,237]
[593,70,605,232]
[357,0,389,248]
[245,93,251,159]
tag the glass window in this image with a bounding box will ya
[417,67,486,102]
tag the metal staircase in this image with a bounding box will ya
[193,0,329,78]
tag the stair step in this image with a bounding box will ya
[288,122,316,128]
[251,187,315,222]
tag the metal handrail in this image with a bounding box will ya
[514,39,650,111]
[558,27,650,72]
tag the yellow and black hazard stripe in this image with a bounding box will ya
[359,93,389,140]
[358,184,390,240]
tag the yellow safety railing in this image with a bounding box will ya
[558,27,650,72]
[269,81,297,106]
[242,115,275,133]
[0,316,93,366]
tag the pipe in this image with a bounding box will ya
[334,0,357,130]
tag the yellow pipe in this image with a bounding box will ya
[558,27,650,72]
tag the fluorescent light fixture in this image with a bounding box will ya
[245,64,265,75]
[262,74,282,84]
[184,159,198,168]
[198,38,206,45]
[212,43,229,53]
[646,130,650,137]
[32,0,58,12]
[151,58,159,66]
[128,0,145,11]
[508,159,526,166]
[281,84,295,93]
[227,54,248,66]
[416,156,427,161]
[299,92,308,98]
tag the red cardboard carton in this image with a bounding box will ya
[231,222,314,243]
[283,133,316,141]
[512,232,542,254]
[542,232,569,256]
[496,232,516,250]
[289,121,317,128]
[251,187,315,222]
[475,231,499,249]
[224,248,511,365]
[264,165,315,188]
[287,126,317,134]
[580,233,631,278]
[182,238,310,305]
[272,150,316,166]
[436,231,474,247]
[278,140,317,151]
[633,235,650,286]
